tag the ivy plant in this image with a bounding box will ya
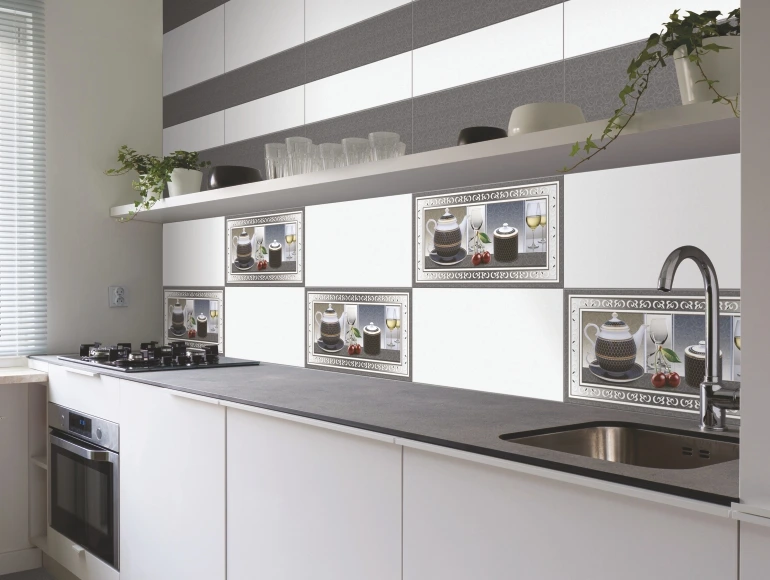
[105,146,209,221]
[562,8,740,173]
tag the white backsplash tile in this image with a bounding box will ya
[412,288,564,400]
[163,218,225,287]
[413,4,563,97]
[305,194,413,287]
[304,52,412,124]
[224,287,306,366]
[163,6,225,96]
[565,0,739,59]
[225,0,305,72]
[225,86,305,144]
[564,154,741,289]
[305,0,411,41]
[163,111,225,156]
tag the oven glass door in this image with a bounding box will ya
[49,431,119,569]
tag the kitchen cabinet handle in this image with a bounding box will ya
[50,433,117,464]
[169,390,219,405]
[72,544,85,556]
[64,367,99,378]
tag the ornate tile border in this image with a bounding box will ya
[225,209,304,286]
[306,288,411,381]
[564,289,741,423]
[413,178,562,287]
[163,287,225,351]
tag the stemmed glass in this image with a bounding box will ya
[209,300,218,334]
[734,317,741,378]
[345,305,358,345]
[385,306,398,348]
[525,203,542,250]
[285,223,296,260]
[538,206,547,247]
[648,317,670,373]
[468,207,484,254]
[392,307,401,349]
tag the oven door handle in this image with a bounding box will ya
[49,433,115,463]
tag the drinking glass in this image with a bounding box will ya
[342,137,371,165]
[286,136,313,175]
[264,143,288,179]
[648,317,670,372]
[285,223,297,260]
[397,142,406,157]
[310,144,323,172]
[320,143,344,170]
[734,317,741,377]
[345,305,358,344]
[393,307,401,348]
[538,207,547,247]
[385,306,398,348]
[368,132,400,161]
[525,203,542,250]
[209,300,218,321]
[468,207,484,253]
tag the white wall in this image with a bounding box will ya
[46,0,163,353]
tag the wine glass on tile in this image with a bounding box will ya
[525,203,541,250]
[734,317,741,377]
[285,223,297,260]
[393,307,401,349]
[648,317,669,373]
[385,306,398,348]
[345,305,358,344]
[469,207,483,253]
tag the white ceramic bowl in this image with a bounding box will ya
[507,103,586,136]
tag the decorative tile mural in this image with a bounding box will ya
[164,288,224,351]
[565,289,741,422]
[306,289,411,380]
[414,179,562,286]
[226,209,304,285]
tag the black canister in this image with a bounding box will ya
[268,240,283,269]
[363,322,381,356]
[196,313,208,338]
[684,341,723,387]
[493,223,519,263]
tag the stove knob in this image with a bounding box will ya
[60,414,65,428]
[96,428,103,440]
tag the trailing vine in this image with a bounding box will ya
[562,8,740,173]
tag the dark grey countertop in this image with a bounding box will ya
[34,355,739,506]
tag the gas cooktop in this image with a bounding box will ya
[58,341,260,373]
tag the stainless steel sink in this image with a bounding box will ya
[500,423,738,469]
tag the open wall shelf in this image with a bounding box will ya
[111,102,739,224]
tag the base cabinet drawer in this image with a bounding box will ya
[47,364,119,421]
[403,447,738,580]
[46,527,118,580]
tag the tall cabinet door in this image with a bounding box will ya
[226,407,402,580]
[120,382,225,580]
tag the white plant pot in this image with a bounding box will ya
[167,168,203,197]
[674,35,740,107]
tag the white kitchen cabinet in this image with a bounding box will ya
[48,364,120,422]
[119,382,225,580]
[403,446,738,580]
[739,522,770,580]
[226,406,402,580]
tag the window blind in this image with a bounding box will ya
[0,0,46,356]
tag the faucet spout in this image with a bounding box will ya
[657,246,738,431]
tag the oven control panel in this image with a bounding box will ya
[49,402,120,453]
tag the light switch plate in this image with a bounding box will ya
[109,286,127,308]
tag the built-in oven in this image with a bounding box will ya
[48,402,119,570]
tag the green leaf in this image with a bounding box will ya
[478,232,491,244]
[260,246,267,255]
[661,348,682,364]
[352,327,361,338]
[569,142,581,157]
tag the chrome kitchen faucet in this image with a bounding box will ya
[657,246,740,431]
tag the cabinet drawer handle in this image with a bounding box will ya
[169,390,219,404]
[64,367,99,378]
[72,544,85,556]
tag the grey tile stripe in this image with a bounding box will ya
[413,0,565,49]
[164,0,227,34]
[193,40,681,182]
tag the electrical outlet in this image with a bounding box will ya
[109,286,128,308]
